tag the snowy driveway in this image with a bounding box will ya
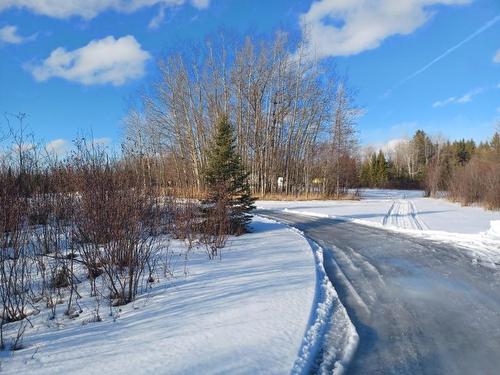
[258,210,500,375]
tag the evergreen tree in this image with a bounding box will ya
[359,151,388,188]
[375,150,388,187]
[412,130,435,166]
[453,139,475,166]
[369,153,378,186]
[359,160,372,187]
[204,115,256,234]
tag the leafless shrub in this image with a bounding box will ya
[448,158,500,209]
[200,187,230,260]
[11,317,31,350]
[0,112,242,349]
[0,115,37,349]
[169,199,201,243]
[0,181,33,326]
[52,267,71,289]
[72,140,161,306]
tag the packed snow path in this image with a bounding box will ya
[258,209,500,375]
[382,199,428,230]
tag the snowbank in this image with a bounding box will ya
[1,217,325,374]
[261,218,358,375]
[486,220,500,240]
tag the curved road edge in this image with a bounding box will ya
[255,214,359,375]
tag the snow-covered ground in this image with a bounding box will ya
[0,216,355,374]
[3,191,498,374]
[258,189,500,268]
[258,189,500,235]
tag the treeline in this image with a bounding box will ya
[360,130,500,209]
[122,32,499,206]
[0,114,252,350]
[124,33,360,198]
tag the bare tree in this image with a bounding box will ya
[327,82,361,197]
[125,33,356,198]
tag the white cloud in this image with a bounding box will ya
[433,96,457,108]
[46,139,70,156]
[45,138,110,155]
[433,87,483,108]
[0,0,209,19]
[362,138,408,159]
[494,49,500,63]
[0,25,35,44]
[148,5,166,29]
[29,35,151,86]
[456,90,479,103]
[190,0,209,8]
[384,138,406,153]
[299,0,472,59]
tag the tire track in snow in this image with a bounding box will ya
[382,201,395,226]
[383,199,428,231]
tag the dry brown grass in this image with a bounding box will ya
[256,192,360,201]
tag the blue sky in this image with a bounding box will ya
[0,0,499,153]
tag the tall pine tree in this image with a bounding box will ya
[204,115,256,234]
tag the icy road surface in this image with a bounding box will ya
[258,209,500,375]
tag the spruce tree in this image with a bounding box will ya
[369,153,378,186]
[375,150,388,187]
[204,115,256,234]
[359,161,371,187]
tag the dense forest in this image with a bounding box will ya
[360,130,500,209]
